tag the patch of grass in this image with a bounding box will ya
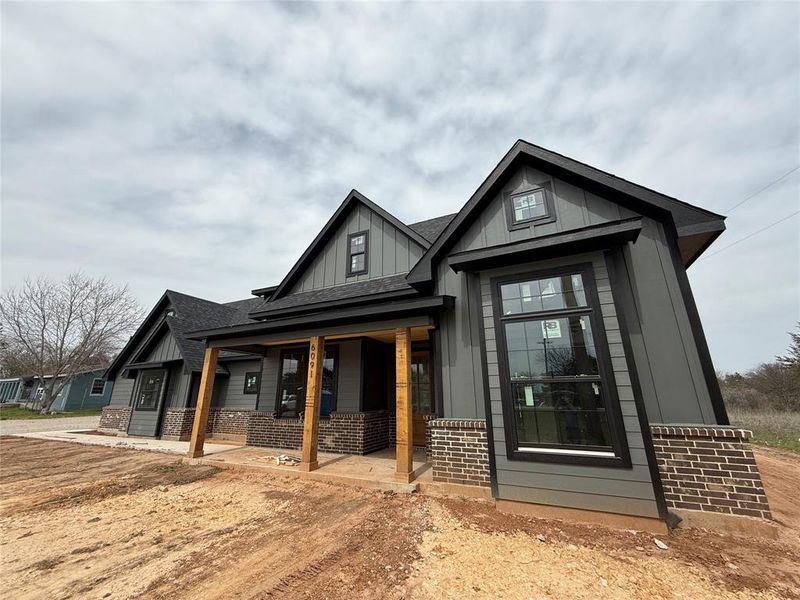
[728,407,800,453]
[0,407,103,420]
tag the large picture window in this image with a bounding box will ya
[276,347,338,418]
[493,264,629,466]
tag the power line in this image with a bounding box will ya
[698,209,800,261]
[725,165,800,213]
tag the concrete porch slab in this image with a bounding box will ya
[186,445,433,493]
[10,430,239,456]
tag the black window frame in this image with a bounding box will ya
[89,378,106,396]
[133,369,168,412]
[491,262,631,468]
[503,182,556,230]
[242,371,261,395]
[275,345,340,418]
[346,230,369,276]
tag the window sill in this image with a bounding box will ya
[508,446,631,468]
[508,213,556,231]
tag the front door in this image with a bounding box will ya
[411,351,434,446]
[127,369,168,437]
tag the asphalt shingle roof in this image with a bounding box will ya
[165,291,260,372]
[408,213,457,243]
[250,274,414,316]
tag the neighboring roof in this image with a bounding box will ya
[223,297,266,321]
[408,139,727,285]
[265,190,432,302]
[408,213,457,243]
[106,290,261,378]
[248,274,418,319]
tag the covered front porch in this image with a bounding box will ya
[186,312,444,484]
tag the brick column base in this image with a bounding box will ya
[428,419,490,487]
[98,406,132,433]
[160,408,196,441]
[651,425,772,520]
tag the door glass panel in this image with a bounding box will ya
[278,350,337,418]
[137,370,165,411]
[411,352,433,414]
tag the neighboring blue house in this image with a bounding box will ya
[48,368,113,411]
[0,369,113,411]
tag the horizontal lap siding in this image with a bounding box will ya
[481,253,659,518]
[108,377,134,406]
[336,340,362,412]
[215,360,262,410]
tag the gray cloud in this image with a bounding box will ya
[1,2,798,372]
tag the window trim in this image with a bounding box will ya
[89,378,106,396]
[490,262,631,468]
[346,231,369,276]
[275,345,340,418]
[133,368,168,413]
[503,182,556,230]
[242,371,261,395]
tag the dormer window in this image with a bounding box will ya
[504,183,555,230]
[347,231,368,276]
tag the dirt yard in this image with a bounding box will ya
[1,437,798,600]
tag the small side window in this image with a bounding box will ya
[90,378,106,396]
[347,231,369,276]
[504,183,555,229]
[243,371,260,395]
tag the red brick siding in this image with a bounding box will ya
[246,411,393,455]
[428,419,490,488]
[651,425,771,520]
[160,408,195,440]
[98,406,132,432]
[160,408,254,441]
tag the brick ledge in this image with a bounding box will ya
[650,424,752,440]
[428,419,487,430]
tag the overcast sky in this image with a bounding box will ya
[2,2,798,373]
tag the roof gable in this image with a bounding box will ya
[407,140,726,285]
[106,290,257,378]
[268,190,431,302]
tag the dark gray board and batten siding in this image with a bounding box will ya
[437,164,717,427]
[432,163,725,517]
[126,329,190,436]
[291,203,426,293]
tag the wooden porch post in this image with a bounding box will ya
[395,327,414,483]
[299,336,325,472]
[187,347,219,458]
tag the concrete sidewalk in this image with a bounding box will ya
[0,415,100,435]
[9,430,239,456]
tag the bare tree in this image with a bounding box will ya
[0,272,143,413]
